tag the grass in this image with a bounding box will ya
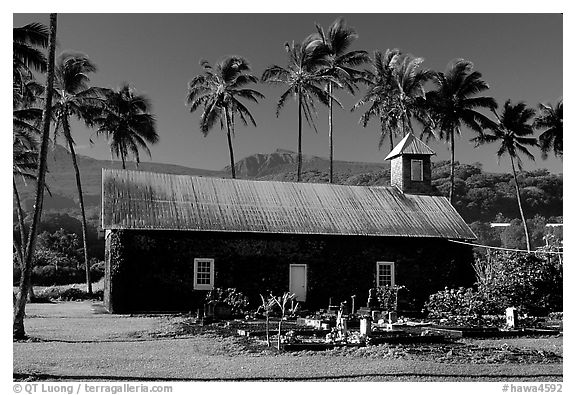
[13,301,563,382]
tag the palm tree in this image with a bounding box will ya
[354,50,432,152]
[187,56,264,179]
[533,99,562,159]
[13,90,43,266]
[51,52,106,295]
[262,38,333,182]
[426,59,497,204]
[13,133,39,270]
[14,13,57,340]
[393,53,434,135]
[13,64,47,304]
[13,22,48,97]
[353,49,402,151]
[473,100,538,252]
[95,84,158,169]
[312,17,369,183]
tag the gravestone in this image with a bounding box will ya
[506,307,518,329]
[360,317,372,337]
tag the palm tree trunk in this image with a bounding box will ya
[121,151,126,170]
[224,108,236,179]
[13,178,26,262]
[449,131,455,204]
[297,87,302,182]
[510,156,531,252]
[13,180,36,302]
[62,116,92,294]
[328,82,334,184]
[389,131,394,152]
[14,13,57,340]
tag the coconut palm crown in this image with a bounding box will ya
[95,84,158,169]
[187,56,264,179]
[533,99,562,159]
[13,22,49,94]
[353,49,402,151]
[354,49,433,151]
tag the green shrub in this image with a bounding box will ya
[31,265,84,285]
[205,288,250,315]
[425,251,563,317]
[374,285,405,312]
[35,286,103,301]
[425,286,498,317]
[485,252,562,315]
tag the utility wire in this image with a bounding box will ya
[448,239,563,255]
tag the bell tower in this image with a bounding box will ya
[385,133,435,194]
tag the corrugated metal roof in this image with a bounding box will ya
[101,168,476,240]
[385,133,436,160]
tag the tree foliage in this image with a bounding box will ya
[354,49,433,151]
[533,99,562,159]
[187,56,264,179]
[262,37,333,181]
[94,84,158,169]
[426,251,562,317]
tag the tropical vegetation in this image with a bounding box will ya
[426,59,497,204]
[13,13,57,340]
[310,18,369,183]
[50,52,106,295]
[187,57,264,179]
[12,15,562,339]
[533,99,563,159]
[472,100,539,252]
[94,84,158,169]
[261,37,333,182]
[426,250,562,317]
[354,49,434,152]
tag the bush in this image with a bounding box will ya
[15,260,105,286]
[374,285,405,312]
[35,286,103,301]
[426,287,482,317]
[205,288,250,315]
[31,265,87,285]
[425,251,563,317]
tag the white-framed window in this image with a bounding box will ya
[194,258,215,290]
[376,261,395,288]
[411,159,423,181]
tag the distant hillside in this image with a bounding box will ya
[224,148,388,179]
[15,145,223,212]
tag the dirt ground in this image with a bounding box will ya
[13,301,563,382]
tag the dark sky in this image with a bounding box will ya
[13,13,563,174]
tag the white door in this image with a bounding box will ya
[289,264,307,302]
